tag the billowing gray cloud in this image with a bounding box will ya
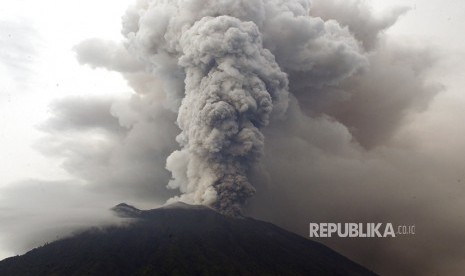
[294,42,440,148]
[120,0,367,215]
[35,95,179,202]
[163,15,289,215]
[310,0,410,51]
[40,96,124,134]
[74,38,144,73]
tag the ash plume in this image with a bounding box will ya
[121,0,365,215]
[166,16,289,216]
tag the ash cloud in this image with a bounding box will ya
[165,16,289,215]
[36,95,179,202]
[74,38,143,73]
[297,42,440,148]
[310,0,410,51]
[3,0,465,275]
[119,0,366,215]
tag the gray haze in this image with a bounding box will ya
[2,0,465,275]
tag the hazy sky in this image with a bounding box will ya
[1,1,465,275]
[0,0,131,186]
[0,0,133,259]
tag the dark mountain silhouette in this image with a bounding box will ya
[0,202,378,276]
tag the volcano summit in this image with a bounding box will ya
[0,203,377,275]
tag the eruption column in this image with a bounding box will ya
[165,16,289,216]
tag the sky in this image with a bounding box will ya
[0,0,133,259]
[0,0,131,185]
[1,0,465,275]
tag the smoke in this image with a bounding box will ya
[117,0,366,215]
[309,0,410,51]
[4,0,463,274]
[163,16,288,215]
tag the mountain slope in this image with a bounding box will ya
[0,203,377,276]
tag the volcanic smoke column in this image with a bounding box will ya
[121,0,367,216]
[162,16,288,216]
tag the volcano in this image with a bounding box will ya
[0,203,377,275]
